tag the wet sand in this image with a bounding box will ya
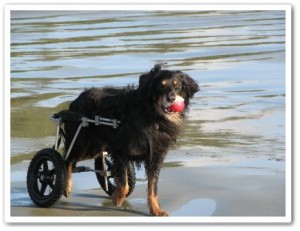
[10,152,286,220]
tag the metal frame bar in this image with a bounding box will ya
[64,122,84,160]
[101,151,109,191]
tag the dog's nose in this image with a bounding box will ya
[167,94,176,103]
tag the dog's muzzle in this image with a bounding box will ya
[161,95,185,113]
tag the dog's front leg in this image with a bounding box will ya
[147,172,168,216]
[112,165,129,207]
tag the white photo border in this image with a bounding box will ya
[4,4,292,224]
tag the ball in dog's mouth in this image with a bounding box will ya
[163,97,185,113]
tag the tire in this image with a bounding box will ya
[94,156,136,197]
[27,148,66,207]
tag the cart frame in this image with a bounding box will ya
[49,112,121,191]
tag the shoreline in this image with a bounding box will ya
[10,151,286,218]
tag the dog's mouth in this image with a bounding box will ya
[160,95,185,114]
[162,105,176,113]
[161,99,174,114]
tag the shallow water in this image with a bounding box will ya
[172,198,217,216]
[10,10,286,162]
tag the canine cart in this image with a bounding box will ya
[26,112,136,207]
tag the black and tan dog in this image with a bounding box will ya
[62,64,199,216]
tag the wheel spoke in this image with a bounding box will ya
[48,168,55,176]
[48,181,54,189]
[42,160,49,172]
[40,182,48,196]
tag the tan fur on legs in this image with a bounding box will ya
[64,162,73,197]
[147,175,168,216]
[112,170,129,207]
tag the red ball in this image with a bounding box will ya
[167,99,185,112]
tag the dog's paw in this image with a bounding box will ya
[150,209,169,216]
[63,190,71,198]
[112,197,125,207]
[112,192,125,207]
[63,186,72,198]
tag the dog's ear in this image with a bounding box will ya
[181,74,199,98]
[149,63,164,77]
[139,64,161,86]
[138,64,165,96]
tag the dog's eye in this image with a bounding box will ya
[161,80,167,87]
[173,80,181,89]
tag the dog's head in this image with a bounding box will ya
[138,64,199,116]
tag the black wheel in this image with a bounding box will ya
[94,156,136,197]
[27,148,66,207]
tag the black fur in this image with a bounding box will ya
[61,64,199,216]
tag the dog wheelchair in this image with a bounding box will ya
[26,111,136,207]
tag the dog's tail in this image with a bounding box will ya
[58,110,84,123]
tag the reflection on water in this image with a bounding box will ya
[10,10,286,162]
[172,198,217,216]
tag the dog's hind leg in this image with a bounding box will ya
[63,161,73,197]
[112,160,129,207]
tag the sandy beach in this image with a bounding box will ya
[10,149,286,220]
